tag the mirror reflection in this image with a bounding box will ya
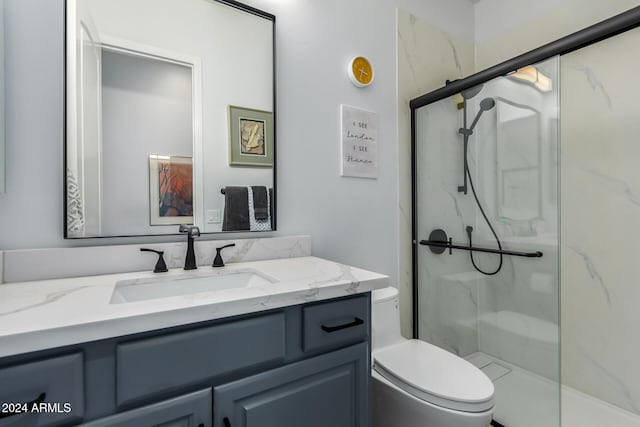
[496,99,542,221]
[65,0,275,238]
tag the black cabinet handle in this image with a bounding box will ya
[0,392,46,419]
[321,317,364,333]
[223,417,231,427]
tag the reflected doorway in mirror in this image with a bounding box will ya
[149,155,194,225]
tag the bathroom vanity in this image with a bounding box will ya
[0,256,387,427]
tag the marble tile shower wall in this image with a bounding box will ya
[561,27,640,415]
[397,9,474,339]
[414,97,480,356]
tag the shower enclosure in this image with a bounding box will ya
[414,57,560,427]
[411,6,640,427]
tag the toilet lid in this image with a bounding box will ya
[374,340,494,413]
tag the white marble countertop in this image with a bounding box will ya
[0,256,388,358]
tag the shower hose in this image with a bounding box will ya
[464,140,504,276]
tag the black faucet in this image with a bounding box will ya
[179,225,200,270]
[213,243,236,267]
[140,248,168,273]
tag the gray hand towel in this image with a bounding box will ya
[222,187,250,231]
[251,186,269,221]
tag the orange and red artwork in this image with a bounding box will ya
[149,155,193,225]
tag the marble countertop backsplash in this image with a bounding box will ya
[1,235,312,283]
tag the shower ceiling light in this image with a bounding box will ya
[508,65,552,92]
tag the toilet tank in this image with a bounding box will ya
[372,287,404,351]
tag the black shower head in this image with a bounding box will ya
[479,97,496,111]
[468,97,496,131]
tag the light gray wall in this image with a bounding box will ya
[101,50,192,236]
[0,0,473,293]
[243,0,474,286]
[0,0,4,194]
[0,0,64,248]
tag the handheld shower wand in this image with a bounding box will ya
[457,95,503,276]
[459,98,496,136]
[468,98,496,133]
[458,97,495,194]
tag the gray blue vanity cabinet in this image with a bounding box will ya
[79,389,211,427]
[0,353,85,426]
[115,313,287,407]
[214,343,369,427]
[0,293,371,427]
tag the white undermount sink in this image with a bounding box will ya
[110,269,276,304]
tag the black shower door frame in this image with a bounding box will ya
[410,6,640,337]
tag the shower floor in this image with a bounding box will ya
[466,352,640,427]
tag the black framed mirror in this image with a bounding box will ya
[64,0,276,238]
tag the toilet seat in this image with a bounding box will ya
[373,340,494,413]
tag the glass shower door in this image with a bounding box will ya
[560,25,640,426]
[414,56,560,427]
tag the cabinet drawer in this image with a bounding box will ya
[0,353,84,427]
[80,388,211,427]
[303,295,369,353]
[116,312,286,406]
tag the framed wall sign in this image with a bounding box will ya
[340,105,379,179]
[228,105,274,167]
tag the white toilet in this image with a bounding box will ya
[371,287,495,427]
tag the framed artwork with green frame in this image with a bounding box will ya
[228,105,274,167]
